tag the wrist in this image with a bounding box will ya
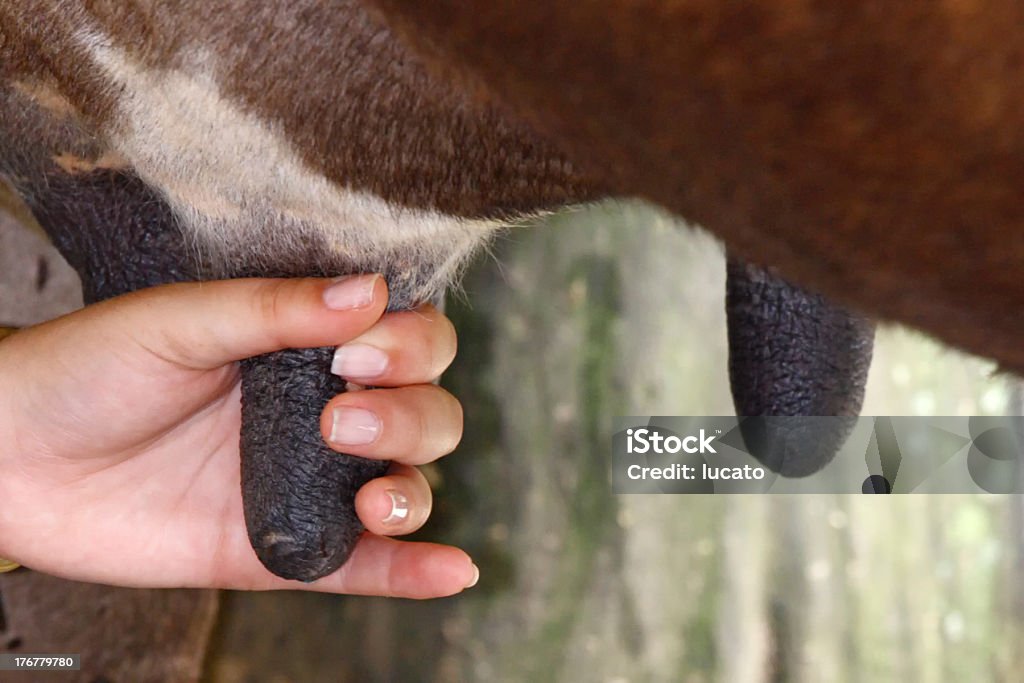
[0,327,24,568]
[0,326,22,464]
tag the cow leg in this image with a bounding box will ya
[0,572,218,683]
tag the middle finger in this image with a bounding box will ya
[320,384,463,465]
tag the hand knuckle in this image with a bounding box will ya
[255,280,291,324]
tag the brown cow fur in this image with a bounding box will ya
[0,1,603,309]
[366,0,1024,373]
[0,1,599,214]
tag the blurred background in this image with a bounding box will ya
[2,200,1021,682]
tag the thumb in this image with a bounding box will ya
[74,275,389,370]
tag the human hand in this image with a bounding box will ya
[0,276,476,597]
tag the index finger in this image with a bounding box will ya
[329,304,457,387]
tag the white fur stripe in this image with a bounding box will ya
[75,28,506,297]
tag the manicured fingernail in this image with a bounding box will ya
[323,275,379,311]
[466,563,480,588]
[332,344,389,379]
[382,489,410,525]
[329,406,381,445]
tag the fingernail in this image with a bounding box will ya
[466,563,480,588]
[323,275,379,311]
[382,489,410,525]
[332,344,389,379]
[329,406,381,445]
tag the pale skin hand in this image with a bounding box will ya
[0,275,476,598]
